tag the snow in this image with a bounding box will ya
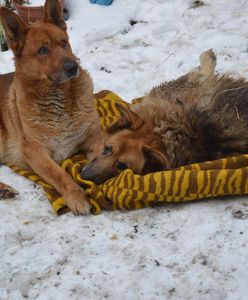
[0,0,248,299]
[23,0,44,6]
[22,0,62,7]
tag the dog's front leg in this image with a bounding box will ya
[23,143,91,215]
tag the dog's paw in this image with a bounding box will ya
[69,199,91,216]
[200,49,216,63]
[64,188,91,215]
[0,183,19,199]
[199,49,217,76]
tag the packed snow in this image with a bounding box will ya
[1,0,248,299]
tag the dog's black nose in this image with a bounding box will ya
[81,164,93,181]
[63,59,78,76]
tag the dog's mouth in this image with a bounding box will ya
[48,68,79,84]
[81,162,118,185]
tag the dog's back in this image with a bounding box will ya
[141,58,248,166]
[191,75,248,159]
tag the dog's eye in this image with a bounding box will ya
[102,145,112,155]
[61,40,67,49]
[116,162,127,171]
[38,47,49,55]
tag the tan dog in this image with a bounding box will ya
[0,0,103,214]
[82,50,248,184]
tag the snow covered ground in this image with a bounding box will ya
[1,0,248,299]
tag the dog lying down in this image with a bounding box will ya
[82,49,248,184]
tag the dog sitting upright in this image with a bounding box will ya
[0,0,103,214]
[82,50,248,184]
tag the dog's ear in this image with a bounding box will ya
[43,0,67,31]
[0,7,28,53]
[142,145,169,173]
[107,103,144,133]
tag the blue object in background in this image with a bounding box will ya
[90,0,113,5]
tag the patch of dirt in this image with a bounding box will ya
[190,0,205,9]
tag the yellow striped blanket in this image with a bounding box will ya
[11,90,248,215]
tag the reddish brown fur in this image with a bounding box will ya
[82,50,248,184]
[0,0,104,214]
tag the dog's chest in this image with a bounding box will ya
[30,89,94,162]
[49,122,92,163]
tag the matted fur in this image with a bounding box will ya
[82,50,248,184]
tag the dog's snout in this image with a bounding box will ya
[81,164,93,181]
[63,59,78,76]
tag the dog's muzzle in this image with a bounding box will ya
[63,59,79,78]
[48,58,79,83]
[81,163,95,181]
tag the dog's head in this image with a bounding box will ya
[81,104,170,184]
[0,0,79,83]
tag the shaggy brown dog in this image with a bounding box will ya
[82,50,248,184]
[0,0,102,214]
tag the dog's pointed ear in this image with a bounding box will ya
[142,145,169,173]
[0,7,28,53]
[43,0,67,31]
[107,103,144,133]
